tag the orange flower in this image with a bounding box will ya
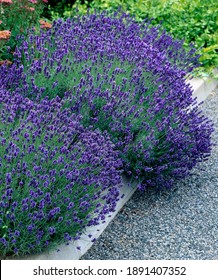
[39,19,46,25]
[0,60,12,66]
[0,30,11,40]
[39,20,52,29]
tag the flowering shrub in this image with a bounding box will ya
[70,0,218,78]
[1,12,214,192]
[1,12,201,97]
[0,0,48,63]
[0,88,123,257]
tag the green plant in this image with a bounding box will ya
[1,12,213,191]
[67,0,218,78]
[0,12,214,257]
[0,88,122,257]
[41,0,76,20]
[0,0,47,62]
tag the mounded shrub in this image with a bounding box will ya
[1,12,213,190]
[0,11,215,258]
[0,89,123,257]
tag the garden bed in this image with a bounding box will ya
[5,76,216,260]
[1,11,216,260]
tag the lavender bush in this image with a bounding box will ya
[0,88,123,257]
[0,11,214,257]
[1,12,201,96]
[1,11,213,190]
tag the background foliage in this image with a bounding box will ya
[0,0,46,62]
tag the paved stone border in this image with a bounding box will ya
[190,76,218,103]
[14,76,218,260]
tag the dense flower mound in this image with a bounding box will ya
[0,89,123,257]
[1,12,200,94]
[62,59,214,190]
[0,11,214,192]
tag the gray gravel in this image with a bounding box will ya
[81,87,218,260]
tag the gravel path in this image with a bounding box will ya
[81,87,218,260]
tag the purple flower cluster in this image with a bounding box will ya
[0,11,214,256]
[0,89,123,257]
[0,12,213,187]
[63,60,213,190]
[1,12,200,97]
